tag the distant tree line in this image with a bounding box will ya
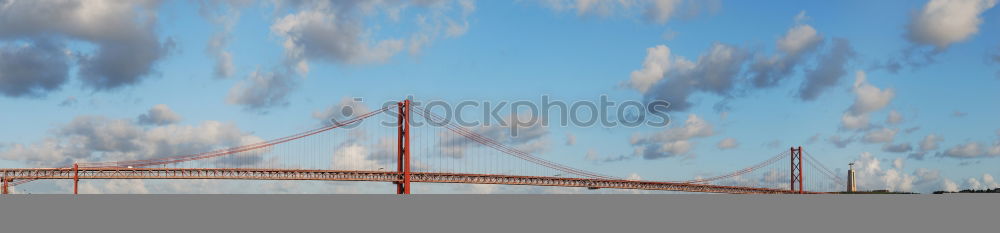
[933,188,1000,194]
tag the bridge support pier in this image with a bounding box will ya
[790,146,803,194]
[396,100,411,194]
[73,163,79,195]
[2,177,9,195]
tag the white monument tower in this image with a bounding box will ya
[847,162,857,192]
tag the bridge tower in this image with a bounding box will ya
[396,100,412,194]
[790,146,803,194]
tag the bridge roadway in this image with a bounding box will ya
[0,168,816,194]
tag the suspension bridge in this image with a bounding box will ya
[1,100,845,194]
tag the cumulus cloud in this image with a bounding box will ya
[716,138,738,150]
[906,0,998,49]
[920,134,944,151]
[272,0,475,74]
[58,96,78,107]
[977,173,1000,189]
[539,0,718,24]
[438,114,550,159]
[227,69,299,111]
[848,73,895,115]
[840,113,871,131]
[798,38,855,101]
[863,128,898,143]
[272,9,403,72]
[0,0,173,91]
[330,132,395,171]
[0,115,262,167]
[851,152,945,193]
[883,142,913,153]
[627,13,849,112]
[939,141,1000,159]
[993,47,1000,78]
[749,11,824,88]
[635,43,750,111]
[886,110,904,125]
[957,174,1000,190]
[626,45,685,93]
[78,179,150,194]
[312,97,371,126]
[630,114,714,159]
[777,23,822,55]
[199,0,250,79]
[840,71,895,130]
[585,149,599,161]
[137,104,183,126]
[940,178,960,192]
[909,134,944,160]
[828,135,854,148]
[0,40,70,98]
[806,133,821,144]
[565,133,577,146]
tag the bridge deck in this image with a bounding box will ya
[1,168,816,194]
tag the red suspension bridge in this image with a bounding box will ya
[1,100,844,194]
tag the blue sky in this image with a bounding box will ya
[1,0,999,194]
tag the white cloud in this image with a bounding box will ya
[0,0,173,91]
[863,128,898,143]
[201,4,243,79]
[840,113,871,130]
[636,43,749,111]
[631,114,714,159]
[272,9,404,73]
[540,0,716,24]
[227,69,298,111]
[797,38,855,101]
[565,133,577,146]
[886,110,904,125]
[941,178,960,192]
[272,0,474,74]
[983,174,1000,189]
[312,97,371,126]
[882,142,913,153]
[749,12,824,88]
[965,173,1000,190]
[0,40,70,98]
[0,115,262,167]
[137,104,182,126]
[626,172,642,181]
[841,71,894,130]
[851,152,946,193]
[644,0,684,23]
[438,114,550,159]
[827,135,854,148]
[849,71,895,115]
[906,0,998,49]
[332,143,382,170]
[920,134,944,151]
[940,141,1000,158]
[777,24,822,56]
[626,45,688,93]
[944,142,984,157]
[965,177,984,190]
[716,138,738,150]
[585,149,599,161]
